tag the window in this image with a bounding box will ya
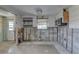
[9,21,14,31]
[37,24,47,29]
[37,19,47,29]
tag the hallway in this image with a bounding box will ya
[8,42,59,54]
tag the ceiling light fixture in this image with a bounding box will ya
[36,8,48,19]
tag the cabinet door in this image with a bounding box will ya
[73,29,79,53]
[67,29,72,52]
[63,9,69,23]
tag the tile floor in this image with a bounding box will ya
[8,41,59,54]
[0,41,15,54]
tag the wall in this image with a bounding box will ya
[55,8,73,53]
[0,16,9,41]
[3,17,8,41]
[69,6,79,53]
[69,6,79,28]
[48,16,56,27]
[0,17,3,42]
[55,6,79,53]
[15,16,23,28]
[33,16,56,27]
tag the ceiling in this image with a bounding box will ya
[0,5,71,17]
